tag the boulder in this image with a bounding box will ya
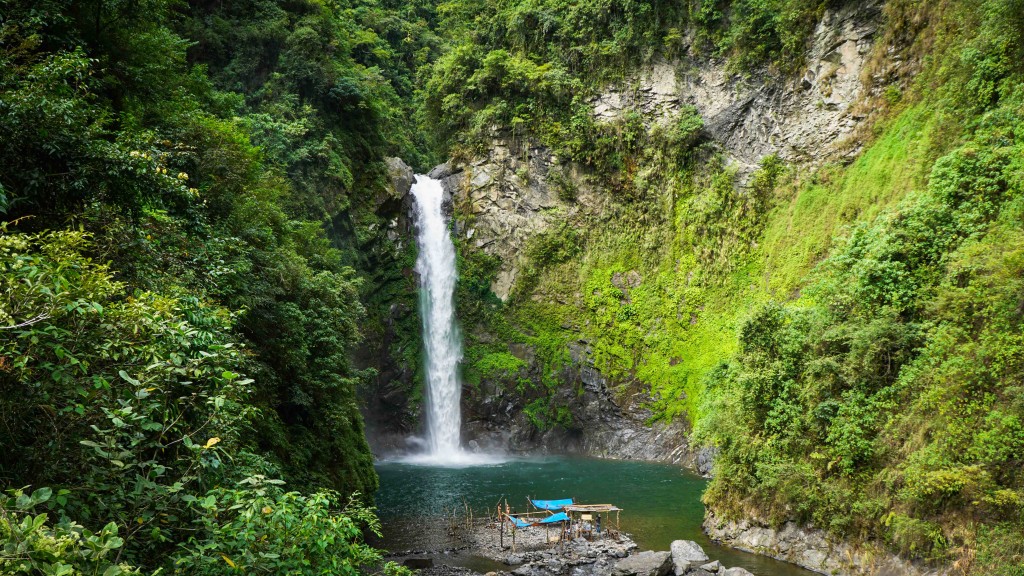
[613,551,673,576]
[670,540,709,562]
[513,563,546,576]
[721,568,754,576]
[696,447,718,477]
[699,561,721,572]
[385,157,414,198]
[670,540,709,575]
[427,162,455,180]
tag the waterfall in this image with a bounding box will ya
[411,175,464,459]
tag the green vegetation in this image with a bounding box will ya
[700,115,1024,565]
[435,0,1024,573]
[694,3,1024,570]
[0,0,431,572]
[4,0,1023,573]
[421,0,824,153]
[1,487,143,576]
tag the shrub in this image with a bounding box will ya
[173,477,408,576]
[0,487,143,576]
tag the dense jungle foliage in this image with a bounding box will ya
[3,0,1023,574]
[424,0,1024,574]
[421,0,826,155]
[0,0,436,572]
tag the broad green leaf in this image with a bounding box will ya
[30,487,52,504]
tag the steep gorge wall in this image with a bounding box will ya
[360,157,698,465]
[370,2,972,574]
[448,0,892,303]
[361,0,898,463]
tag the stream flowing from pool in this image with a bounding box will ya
[376,457,816,576]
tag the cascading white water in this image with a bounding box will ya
[411,175,464,460]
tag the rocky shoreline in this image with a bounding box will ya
[702,512,949,576]
[498,538,760,576]
[391,519,758,576]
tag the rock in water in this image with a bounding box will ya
[699,560,721,572]
[670,540,709,574]
[721,569,754,576]
[613,551,673,576]
[403,558,434,569]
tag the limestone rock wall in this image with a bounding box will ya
[590,0,890,173]
[444,0,892,304]
[442,144,599,301]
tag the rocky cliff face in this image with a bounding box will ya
[363,0,902,467]
[355,157,420,449]
[444,143,589,302]
[442,0,896,304]
[670,0,887,169]
[460,339,699,466]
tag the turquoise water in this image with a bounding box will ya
[375,456,816,576]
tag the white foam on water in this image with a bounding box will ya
[385,451,511,468]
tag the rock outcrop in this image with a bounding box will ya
[442,0,895,307]
[382,156,417,247]
[593,0,888,172]
[460,338,692,464]
[612,551,673,576]
[703,512,950,576]
[440,144,590,302]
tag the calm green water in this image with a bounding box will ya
[375,456,816,576]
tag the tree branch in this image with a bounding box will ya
[0,313,51,330]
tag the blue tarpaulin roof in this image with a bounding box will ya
[509,516,533,528]
[531,498,574,510]
[509,512,570,528]
[538,512,569,524]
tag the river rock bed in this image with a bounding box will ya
[390,519,756,576]
[503,538,757,576]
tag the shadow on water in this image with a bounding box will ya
[374,456,818,576]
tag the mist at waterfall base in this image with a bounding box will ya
[395,175,506,467]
